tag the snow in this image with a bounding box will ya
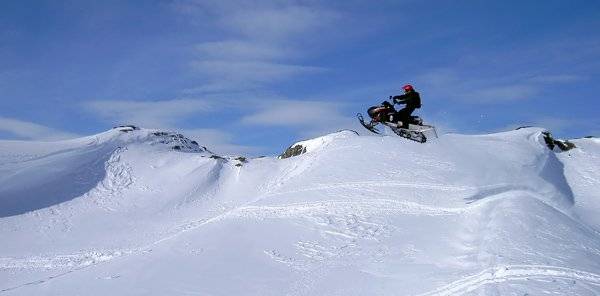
[0,127,599,295]
[284,130,359,155]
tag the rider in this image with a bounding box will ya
[392,84,421,128]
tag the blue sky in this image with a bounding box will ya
[1,0,599,155]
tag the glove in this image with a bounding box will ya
[392,95,404,104]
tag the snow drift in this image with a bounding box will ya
[0,126,599,295]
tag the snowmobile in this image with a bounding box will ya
[357,101,437,143]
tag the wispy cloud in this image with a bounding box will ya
[527,74,586,83]
[417,68,541,104]
[85,99,212,128]
[182,128,263,155]
[416,29,596,105]
[241,100,347,126]
[0,117,79,141]
[191,60,323,84]
[175,1,337,94]
[220,5,336,42]
[195,41,291,61]
[167,1,353,143]
[464,84,539,103]
[240,99,359,138]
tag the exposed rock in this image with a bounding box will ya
[515,126,534,130]
[146,131,206,153]
[230,156,248,167]
[279,130,359,159]
[113,125,140,132]
[209,155,226,160]
[542,131,576,152]
[235,156,248,163]
[279,144,307,159]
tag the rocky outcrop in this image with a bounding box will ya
[279,145,307,159]
[515,127,577,152]
[113,125,140,132]
[149,131,206,153]
[279,130,359,159]
[542,131,576,152]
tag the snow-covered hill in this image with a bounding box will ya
[1,127,599,295]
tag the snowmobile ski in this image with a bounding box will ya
[357,113,381,134]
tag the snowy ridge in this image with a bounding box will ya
[1,127,599,295]
[279,130,359,158]
[0,127,209,217]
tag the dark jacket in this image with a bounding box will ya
[392,91,421,109]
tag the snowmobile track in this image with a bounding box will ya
[263,181,476,197]
[0,250,132,270]
[229,199,465,219]
[419,265,600,296]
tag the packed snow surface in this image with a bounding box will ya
[0,127,599,295]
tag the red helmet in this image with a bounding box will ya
[403,84,414,92]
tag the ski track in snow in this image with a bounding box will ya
[0,250,136,271]
[418,265,600,296]
[3,196,461,272]
[0,207,237,292]
[0,197,461,292]
[0,251,129,293]
[262,180,476,197]
[228,199,464,219]
[0,176,592,294]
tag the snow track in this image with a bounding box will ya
[229,199,464,219]
[419,265,600,296]
[0,250,132,270]
[263,181,474,197]
[1,128,600,295]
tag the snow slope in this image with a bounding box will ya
[1,127,599,295]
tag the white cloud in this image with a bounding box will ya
[85,99,212,128]
[175,1,335,93]
[527,74,585,83]
[182,128,263,155]
[241,100,347,126]
[464,84,539,103]
[174,1,336,42]
[195,40,291,61]
[0,117,79,141]
[181,82,259,94]
[416,68,540,104]
[417,68,461,90]
[221,6,336,42]
[192,60,323,84]
[239,99,358,139]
